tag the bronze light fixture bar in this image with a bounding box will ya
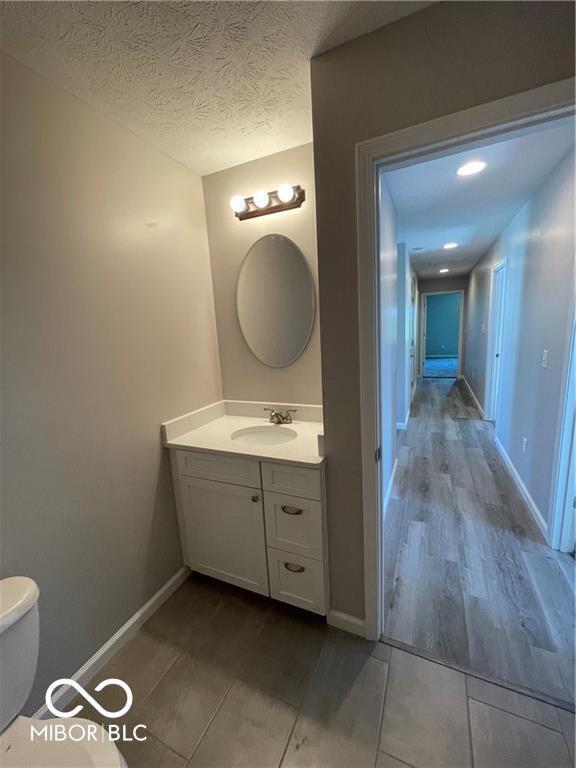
[232,185,305,220]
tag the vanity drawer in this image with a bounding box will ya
[267,548,325,615]
[261,462,322,500]
[176,450,260,488]
[264,492,323,560]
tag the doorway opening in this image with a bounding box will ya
[421,291,463,378]
[359,85,575,708]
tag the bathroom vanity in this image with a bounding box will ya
[162,402,328,615]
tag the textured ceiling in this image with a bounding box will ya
[0,1,431,175]
[384,118,575,278]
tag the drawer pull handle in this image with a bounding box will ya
[281,505,303,515]
[284,562,305,573]
[251,495,260,503]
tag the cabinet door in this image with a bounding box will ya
[181,477,269,596]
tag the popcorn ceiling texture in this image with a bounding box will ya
[0,1,430,174]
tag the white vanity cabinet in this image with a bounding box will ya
[170,448,327,615]
[179,476,269,596]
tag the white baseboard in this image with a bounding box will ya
[460,375,485,419]
[396,407,410,431]
[494,436,548,538]
[327,609,366,637]
[33,566,190,719]
[382,458,398,521]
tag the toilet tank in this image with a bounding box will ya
[0,578,40,732]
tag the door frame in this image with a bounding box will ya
[355,78,575,641]
[549,313,576,552]
[484,260,508,422]
[419,290,465,378]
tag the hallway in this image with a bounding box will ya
[383,378,575,707]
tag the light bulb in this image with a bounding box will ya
[230,195,247,213]
[277,184,295,203]
[253,190,270,209]
[443,242,458,250]
[457,160,486,177]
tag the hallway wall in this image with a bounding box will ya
[310,0,575,619]
[464,148,575,530]
[1,53,222,711]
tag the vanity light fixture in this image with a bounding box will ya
[457,160,486,176]
[443,242,458,250]
[439,268,450,273]
[231,185,306,221]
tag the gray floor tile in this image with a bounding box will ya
[119,732,186,768]
[238,603,326,707]
[139,594,266,758]
[282,629,388,768]
[470,699,572,768]
[189,679,297,767]
[557,708,576,763]
[73,628,181,726]
[467,675,560,730]
[376,751,415,768]
[379,648,471,768]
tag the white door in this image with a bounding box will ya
[181,476,269,595]
[560,421,575,552]
[420,294,427,376]
[487,263,507,423]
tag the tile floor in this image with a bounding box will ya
[79,574,575,768]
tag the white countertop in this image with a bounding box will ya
[164,413,324,466]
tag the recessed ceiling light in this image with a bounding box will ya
[443,242,458,250]
[439,268,450,274]
[457,160,486,176]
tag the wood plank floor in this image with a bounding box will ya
[384,377,575,707]
[79,574,574,768]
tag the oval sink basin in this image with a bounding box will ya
[231,425,298,446]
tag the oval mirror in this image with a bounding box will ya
[236,234,316,367]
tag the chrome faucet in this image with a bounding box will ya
[264,407,297,425]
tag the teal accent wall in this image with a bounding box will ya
[426,293,461,357]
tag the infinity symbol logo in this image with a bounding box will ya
[45,678,133,719]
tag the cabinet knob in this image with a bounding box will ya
[251,495,260,503]
[284,562,305,573]
[281,505,303,515]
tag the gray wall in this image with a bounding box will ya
[1,53,222,711]
[464,149,574,527]
[310,1,575,619]
[202,144,322,405]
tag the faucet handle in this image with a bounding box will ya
[285,409,298,423]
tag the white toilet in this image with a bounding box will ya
[0,577,126,767]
